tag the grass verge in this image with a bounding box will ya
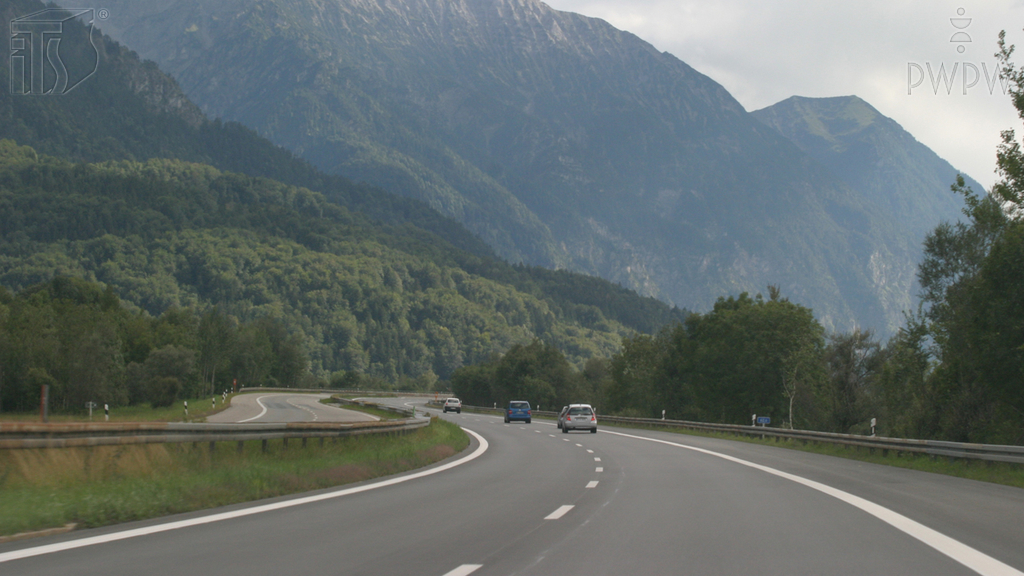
[0,395,237,423]
[0,417,469,538]
[599,420,1024,489]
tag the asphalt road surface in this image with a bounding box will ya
[206,392,379,423]
[3,396,1024,576]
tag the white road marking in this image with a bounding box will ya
[594,457,601,461]
[549,434,556,437]
[0,429,491,564]
[602,429,1024,576]
[586,481,599,488]
[286,398,319,421]
[596,467,604,472]
[535,430,542,433]
[587,449,594,453]
[575,443,583,447]
[545,505,574,520]
[443,564,483,576]
[239,395,271,423]
[563,438,570,442]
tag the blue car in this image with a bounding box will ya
[504,400,532,424]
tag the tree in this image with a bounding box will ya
[891,29,1024,442]
[198,308,236,396]
[823,330,882,433]
[141,345,196,407]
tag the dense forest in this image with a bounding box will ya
[0,141,690,411]
[0,277,308,412]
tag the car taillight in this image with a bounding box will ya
[527,410,532,415]
[591,415,596,421]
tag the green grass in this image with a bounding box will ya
[0,418,469,537]
[599,420,1024,489]
[0,395,237,423]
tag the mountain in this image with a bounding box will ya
[752,95,973,255]
[0,0,496,260]
[79,0,972,334]
[0,0,689,384]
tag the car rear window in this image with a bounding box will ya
[569,407,592,415]
[510,402,530,409]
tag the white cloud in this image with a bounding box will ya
[545,0,1024,189]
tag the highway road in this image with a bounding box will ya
[2,396,1024,575]
[206,392,379,423]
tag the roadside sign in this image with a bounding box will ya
[756,416,771,425]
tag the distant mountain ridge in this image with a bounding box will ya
[75,0,973,334]
[752,95,974,248]
[1,0,690,383]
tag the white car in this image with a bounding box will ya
[443,398,462,413]
[562,404,597,433]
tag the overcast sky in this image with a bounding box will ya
[544,0,1024,190]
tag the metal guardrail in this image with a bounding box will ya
[0,399,429,450]
[239,387,451,398]
[451,404,1024,465]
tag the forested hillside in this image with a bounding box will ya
[0,138,689,413]
[0,0,492,260]
[85,0,977,335]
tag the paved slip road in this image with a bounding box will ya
[206,393,379,423]
[3,396,1024,576]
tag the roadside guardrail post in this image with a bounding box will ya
[40,385,49,423]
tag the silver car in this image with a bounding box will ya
[443,398,462,413]
[557,405,569,429]
[562,404,597,433]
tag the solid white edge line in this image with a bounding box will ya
[601,429,1024,576]
[442,564,483,576]
[238,395,272,423]
[544,505,574,520]
[0,428,490,564]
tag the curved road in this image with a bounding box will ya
[2,396,1024,575]
[206,393,379,423]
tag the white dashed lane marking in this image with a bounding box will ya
[545,505,574,520]
[586,481,599,488]
[596,467,604,472]
[442,565,483,576]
